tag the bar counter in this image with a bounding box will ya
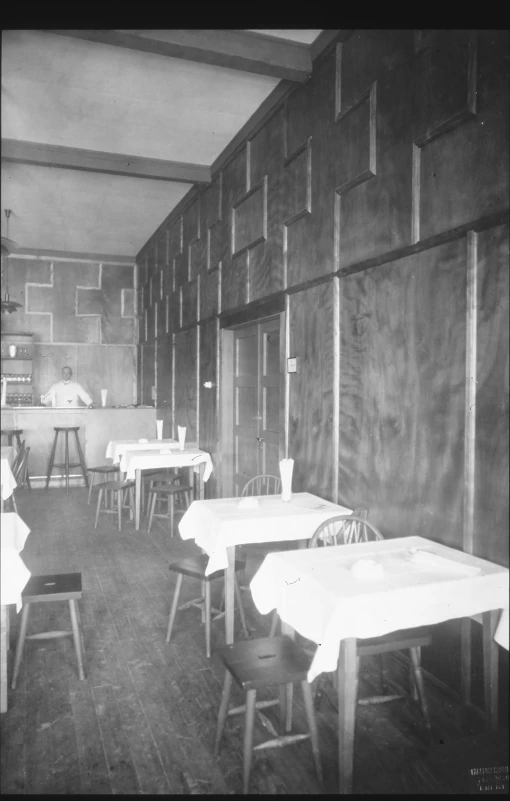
[1,407,158,488]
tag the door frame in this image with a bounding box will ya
[219,310,286,498]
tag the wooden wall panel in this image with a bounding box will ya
[221,148,248,312]
[338,238,467,542]
[156,331,173,421]
[200,268,219,320]
[181,280,199,329]
[174,328,198,439]
[199,320,218,497]
[77,344,135,406]
[473,223,509,565]
[141,342,155,405]
[288,283,336,500]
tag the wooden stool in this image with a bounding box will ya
[11,572,85,689]
[167,554,249,659]
[87,464,120,504]
[94,479,135,531]
[147,480,193,534]
[45,426,88,494]
[1,428,31,488]
[214,636,323,794]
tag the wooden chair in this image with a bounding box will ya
[166,554,249,659]
[11,572,85,689]
[309,514,431,726]
[238,475,283,618]
[87,464,120,504]
[7,442,30,513]
[214,636,323,794]
[94,479,136,531]
[2,428,31,488]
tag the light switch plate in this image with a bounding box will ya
[287,357,297,373]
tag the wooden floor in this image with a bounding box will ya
[1,487,508,795]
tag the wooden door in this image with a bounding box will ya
[233,317,281,495]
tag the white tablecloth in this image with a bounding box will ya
[0,446,15,467]
[122,446,213,482]
[106,438,180,465]
[250,535,510,682]
[179,493,352,576]
[1,513,31,610]
[1,458,17,501]
[495,608,509,650]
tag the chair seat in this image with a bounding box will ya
[22,572,82,603]
[53,426,80,431]
[148,483,193,496]
[169,554,244,582]
[215,636,313,691]
[88,464,120,474]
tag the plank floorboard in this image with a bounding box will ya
[1,488,508,795]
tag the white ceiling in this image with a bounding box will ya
[1,29,323,261]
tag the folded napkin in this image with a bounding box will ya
[178,426,186,450]
[407,549,482,576]
[138,438,149,444]
[350,558,385,579]
[279,458,294,502]
[238,497,259,509]
[156,419,163,440]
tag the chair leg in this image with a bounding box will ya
[87,472,95,504]
[204,580,212,659]
[243,688,257,794]
[279,684,287,735]
[11,603,31,689]
[69,599,86,680]
[128,487,135,520]
[12,493,18,514]
[94,487,103,529]
[269,609,279,638]
[75,600,86,657]
[117,490,122,531]
[46,431,59,489]
[147,492,157,533]
[234,574,249,639]
[214,669,234,755]
[166,574,184,643]
[409,647,431,728]
[377,653,388,694]
[301,679,323,786]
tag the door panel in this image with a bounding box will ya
[233,317,281,495]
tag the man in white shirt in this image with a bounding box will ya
[42,366,94,407]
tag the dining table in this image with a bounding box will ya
[1,446,17,512]
[250,535,510,794]
[178,492,352,645]
[106,439,213,530]
[1,512,31,713]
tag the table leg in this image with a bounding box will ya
[337,637,358,794]
[225,546,236,644]
[280,621,296,731]
[198,463,205,500]
[135,469,142,530]
[482,609,499,731]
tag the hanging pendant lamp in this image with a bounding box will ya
[1,209,22,314]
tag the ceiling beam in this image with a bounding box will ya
[45,29,312,82]
[1,139,211,185]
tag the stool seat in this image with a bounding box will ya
[147,481,192,534]
[46,426,88,494]
[214,636,323,793]
[87,464,120,504]
[11,572,86,690]
[167,555,249,659]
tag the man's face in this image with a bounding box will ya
[62,368,72,383]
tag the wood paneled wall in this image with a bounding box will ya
[137,31,509,710]
[2,255,136,406]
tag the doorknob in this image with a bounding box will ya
[256,437,264,442]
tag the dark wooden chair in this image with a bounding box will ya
[87,463,120,504]
[94,479,136,531]
[308,514,431,726]
[214,636,323,794]
[11,572,85,689]
[166,554,249,659]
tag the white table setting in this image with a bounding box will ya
[1,446,17,511]
[249,534,510,794]
[179,458,352,645]
[1,512,31,713]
